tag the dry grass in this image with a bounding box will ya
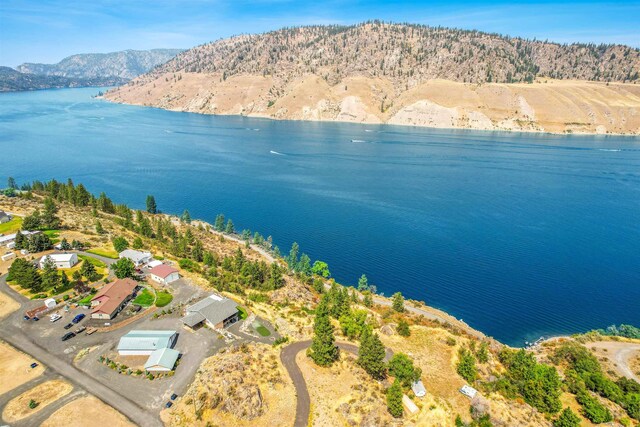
[297,349,391,427]
[0,341,44,395]
[162,343,295,427]
[41,395,135,427]
[2,379,73,423]
[108,73,640,135]
[0,290,20,319]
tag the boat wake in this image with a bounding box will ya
[598,148,621,152]
[270,150,284,155]
[351,139,366,143]
[164,130,173,133]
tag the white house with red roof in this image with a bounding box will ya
[149,264,179,285]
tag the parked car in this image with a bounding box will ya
[61,332,75,341]
[64,323,74,329]
[30,362,38,369]
[165,402,173,408]
[131,305,142,313]
[50,313,62,322]
[72,313,85,324]
[85,327,97,335]
[75,326,86,334]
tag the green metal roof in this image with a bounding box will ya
[117,330,176,352]
[144,347,180,371]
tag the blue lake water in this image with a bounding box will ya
[1,87,639,346]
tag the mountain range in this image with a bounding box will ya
[106,22,640,135]
[1,49,182,92]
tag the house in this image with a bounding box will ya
[149,264,179,285]
[143,347,180,372]
[181,294,239,330]
[0,210,11,224]
[39,253,78,269]
[90,278,138,319]
[117,330,177,356]
[118,249,152,267]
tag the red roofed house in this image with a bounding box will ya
[90,278,138,320]
[149,264,180,285]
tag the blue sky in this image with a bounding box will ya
[1,0,639,67]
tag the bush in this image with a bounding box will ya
[397,319,410,337]
[386,380,403,418]
[553,407,581,427]
[457,348,478,383]
[155,291,173,307]
[576,391,612,423]
[28,399,39,409]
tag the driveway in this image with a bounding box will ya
[588,341,640,383]
[280,339,393,427]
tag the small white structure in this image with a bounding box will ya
[412,380,426,397]
[402,395,419,414]
[147,260,163,269]
[39,253,78,269]
[144,347,180,372]
[119,249,152,267]
[1,252,15,261]
[44,298,57,309]
[0,230,40,248]
[149,264,180,285]
[460,385,478,399]
[0,210,11,224]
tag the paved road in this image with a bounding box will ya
[0,273,160,427]
[280,339,393,427]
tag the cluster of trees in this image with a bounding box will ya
[212,248,286,293]
[7,257,98,295]
[22,197,60,230]
[552,342,640,422]
[594,324,640,340]
[491,349,562,414]
[456,341,489,383]
[13,231,53,253]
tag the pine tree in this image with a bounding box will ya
[214,214,225,231]
[358,329,387,379]
[225,219,234,234]
[397,319,410,337]
[388,353,421,387]
[41,257,60,291]
[181,209,191,223]
[41,197,60,229]
[392,292,405,312]
[132,237,143,249]
[386,379,403,418]
[146,195,157,214]
[95,220,105,234]
[357,274,369,291]
[553,408,581,427]
[286,242,299,271]
[297,253,312,276]
[309,295,339,366]
[14,231,25,250]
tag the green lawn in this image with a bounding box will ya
[86,248,119,259]
[78,255,107,269]
[77,294,94,306]
[237,306,248,320]
[255,325,271,337]
[43,229,61,243]
[132,288,154,307]
[155,291,173,307]
[0,216,22,234]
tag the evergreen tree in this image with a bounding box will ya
[309,295,339,366]
[95,220,105,234]
[40,257,60,291]
[132,237,144,250]
[397,319,410,337]
[7,176,17,189]
[331,287,350,318]
[225,219,234,234]
[286,242,299,271]
[297,253,312,276]
[362,291,373,307]
[214,214,225,231]
[22,209,41,230]
[111,258,136,279]
[59,237,71,250]
[358,274,369,291]
[60,271,70,289]
[553,408,581,427]
[112,236,128,253]
[388,353,421,388]
[14,231,25,250]
[392,292,405,312]
[386,379,403,418]
[358,328,387,379]
[181,210,191,223]
[456,348,478,383]
[80,260,100,282]
[146,195,157,214]
[476,342,489,363]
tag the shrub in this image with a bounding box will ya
[386,380,403,418]
[576,391,612,423]
[457,348,478,383]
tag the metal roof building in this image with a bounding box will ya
[181,294,239,330]
[144,347,180,372]
[117,330,177,356]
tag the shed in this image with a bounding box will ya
[144,347,180,372]
[39,253,78,269]
[44,298,57,309]
[402,395,419,414]
[460,385,478,399]
[412,380,426,397]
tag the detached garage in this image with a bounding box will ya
[149,264,180,285]
[117,330,177,356]
[39,253,78,269]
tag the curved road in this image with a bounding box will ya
[280,340,393,427]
